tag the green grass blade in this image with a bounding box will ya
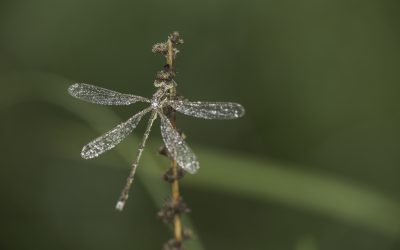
[2,71,400,240]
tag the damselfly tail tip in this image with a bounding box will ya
[115,201,125,211]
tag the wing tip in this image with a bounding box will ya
[238,104,245,118]
[185,161,200,174]
[81,146,97,159]
[68,83,81,96]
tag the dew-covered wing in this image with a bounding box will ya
[159,112,199,174]
[170,100,245,119]
[68,83,149,105]
[81,108,151,159]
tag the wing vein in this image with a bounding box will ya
[81,107,151,159]
[170,100,245,119]
[68,83,149,105]
[159,111,199,174]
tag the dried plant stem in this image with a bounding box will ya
[166,37,183,245]
[171,116,183,244]
[167,38,174,69]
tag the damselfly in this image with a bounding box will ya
[68,80,245,210]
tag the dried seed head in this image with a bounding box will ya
[158,197,190,224]
[154,68,176,88]
[158,198,175,224]
[163,239,184,250]
[152,42,168,55]
[158,145,169,157]
[163,166,186,183]
[169,31,184,45]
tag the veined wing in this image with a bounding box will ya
[159,112,199,174]
[68,83,149,105]
[170,100,245,119]
[81,107,151,159]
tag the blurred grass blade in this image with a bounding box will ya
[2,71,400,240]
[185,148,400,238]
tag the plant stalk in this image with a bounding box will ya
[166,36,183,244]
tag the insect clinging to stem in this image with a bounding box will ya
[68,33,245,211]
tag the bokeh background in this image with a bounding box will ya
[1,0,399,249]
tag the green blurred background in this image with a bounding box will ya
[0,0,399,249]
